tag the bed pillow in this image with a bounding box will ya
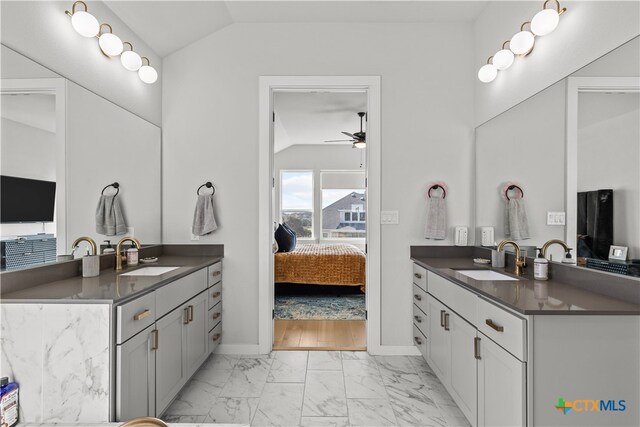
[275,223,296,252]
[282,222,297,248]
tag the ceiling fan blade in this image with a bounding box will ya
[324,139,355,143]
[341,132,356,138]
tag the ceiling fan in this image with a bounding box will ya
[324,111,366,149]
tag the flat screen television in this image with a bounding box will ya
[1,175,56,223]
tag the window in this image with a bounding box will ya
[280,170,313,238]
[321,171,366,240]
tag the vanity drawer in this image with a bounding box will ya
[156,268,207,318]
[412,263,427,291]
[208,282,222,309]
[428,272,477,325]
[477,296,526,361]
[209,321,222,354]
[209,301,222,331]
[117,291,156,344]
[208,262,222,286]
[413,325,427,359]
[413,303,427,336]
[412,284,428,314]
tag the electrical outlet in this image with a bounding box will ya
[381,211,399,225]
[547,211,566,226]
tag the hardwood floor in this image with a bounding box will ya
[273,319,366,350]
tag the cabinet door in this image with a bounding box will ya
[116,325,156,421]
[478,334,526,427]
[155,304,188,416]
[426,295,450,385]
[186,291,209,377]
[449,312,478,426]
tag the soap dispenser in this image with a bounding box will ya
[534,249,549,281]
[103,240,115,254]
[562,249,577,265]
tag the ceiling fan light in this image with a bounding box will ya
[531,8,560,36]
[353,141,366,149]
[478,63,497,83]
[510,30,535,55]
[493,49,514,70]
[71,10,99,37]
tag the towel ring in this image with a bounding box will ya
[197,181,216,195]
[101,182,119,197]
[505,184,524,200]
[428,184,446,199]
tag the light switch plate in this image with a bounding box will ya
[547,211,566,226]
[381,211,399,225]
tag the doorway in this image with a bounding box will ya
[258,76,381,354]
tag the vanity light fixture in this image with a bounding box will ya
[478,0,567,83]
[138,58,158,84]
[98,24,124,57]
[66,1,99,38]
[121,42,142,71]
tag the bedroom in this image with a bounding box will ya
[272,90,368,350]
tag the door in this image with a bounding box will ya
[116,325,156,421]
[426,295,450,384]
[186,291,209,377]
[155,304,188,415]
[477,333,526,427]
[449,312,478,426]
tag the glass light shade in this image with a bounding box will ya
[99,33,124,57]
[477,64,497,83]
[353,141,366,149]
[121,50,142,71]
[138,65,158,84]
[71,11,99,38]
[531,8,560,36]
[510,30,535,55]
[493,49,515,70]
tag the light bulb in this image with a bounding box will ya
[138,65,158,84]
[478,64,497,83]
[493,49,515,70]
[121,50,142,71]
[531,8,560,36]
[71,11,99,38]
[99,33,124,57]
[353,141,366,149]
[510,31,535,55]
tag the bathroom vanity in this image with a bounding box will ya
[0,245,223,424]
[411,247,640,427]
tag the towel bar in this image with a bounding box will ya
[101,182,119,196]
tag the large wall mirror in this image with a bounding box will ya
[475,36,640,277]
[0,45,161,271]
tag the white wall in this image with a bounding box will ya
[0,1,162,126]
[162,23,475,347]
[474,1,640,125]
[578,92,640,259]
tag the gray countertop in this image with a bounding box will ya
[411,257,640,315]
[1,255,222,305]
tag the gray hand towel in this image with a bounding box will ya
[504,198,530,240]
[95,195,127,236]
[424,197,447,240]
[192,194,218,236]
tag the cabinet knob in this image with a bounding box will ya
[414,315,422,323]
[212,271,221,277]
[133,309,151,321]
[414,336,423,345]
[414,273,422,279]
[213,312,221,320]
[485,319,504,332]
[413,294,422,301]
[212,333,221,342]
[212,292,221,298]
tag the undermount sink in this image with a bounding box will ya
[456,270,519,281]
[120,266,180,276]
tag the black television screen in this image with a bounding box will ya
[1,175,56,223]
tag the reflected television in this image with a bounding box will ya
[1,175,56,223]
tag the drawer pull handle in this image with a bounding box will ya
[485,319,504,332]
[444,312,450,331]
[440,310,445,327]
[152,329,159,350]
[213,312,221,320]
[133,309,151,321]
[414,273,422,279]
[212,292,221,298]
[184,307,190,324]
[188,305,194,322]
[474,336,481,360]
[414,315,422,323]
[212,271,221,277]
[414,336,423,345]
[413,294,422,301]
[212,333,221,342]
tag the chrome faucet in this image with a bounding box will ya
[71,236,97,255]
[541,239,575,263]
[115,236,141,271]
[497,239,527,276]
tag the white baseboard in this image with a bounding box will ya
[367,345,421,356]
[215,344,263,355]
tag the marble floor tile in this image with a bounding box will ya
[341,351,372,360]
[437,401,468,421]
[300,416,350,427]
[219,358,272,397]
[267,351,308,383]
[165,368,232,415]
[442,415,472,427]
[385,382,445,427]
[202,354,240,371]
[162,414,208,423]
[428,381,457,407]
[342,359,387,399]
[374,356,422,385]
[251,383,304,426]
[347,398,397,427]
[302,370,348,417]
[207,397,260,424]
[308,351,342,370]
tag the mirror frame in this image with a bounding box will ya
[1,78,68,254]
[565,76,640,253]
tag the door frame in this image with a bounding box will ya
[258,76,381,354]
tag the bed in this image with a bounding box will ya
[274,243,366,292]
